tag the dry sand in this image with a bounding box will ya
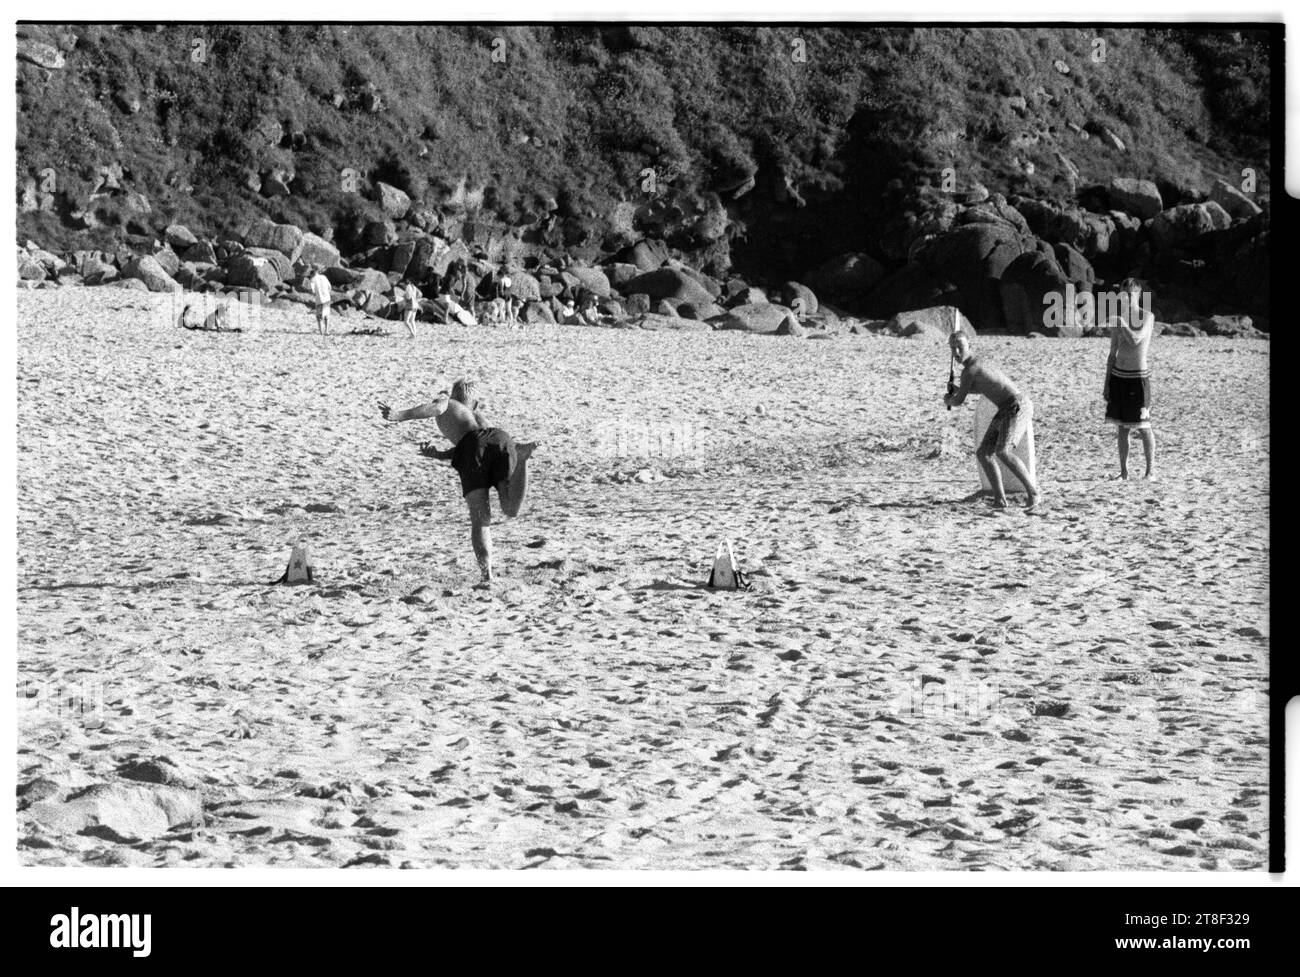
[16,289,1269,870]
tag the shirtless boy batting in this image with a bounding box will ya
[379,382,537,583]
[944,330,1042,509]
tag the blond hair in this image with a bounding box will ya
[450,378,476,407]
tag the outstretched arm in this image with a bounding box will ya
[419,441,455,461]
[378,395,449,423]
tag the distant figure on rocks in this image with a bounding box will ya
[378,379,538,585]
[944,330,1042,509]
[1103,277,1156,480]
[401,279,422,338]
[443,259,470,306]
[577,291,603,326]
[308,266,333,335]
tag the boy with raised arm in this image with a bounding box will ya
[944,330,1042,509]
[1103,277,1156,480]
[378,381,536,584]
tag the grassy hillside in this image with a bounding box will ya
[17,24,1273,282]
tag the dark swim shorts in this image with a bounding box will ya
[450,427,517,497]
[1106,372,1152,427]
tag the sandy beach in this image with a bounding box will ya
[16,288,1269,870]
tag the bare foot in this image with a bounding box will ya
[991,496,1009,509]
[1026,490,1042,510]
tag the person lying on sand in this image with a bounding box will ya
[1103,277,1156,480]
[378,379,537,584]
[944,330,1042,509]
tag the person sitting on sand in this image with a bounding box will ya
[576,291,603,326]
[1103,277,1156,480]
[378,380,537,584]
[308,266,333,335]
[944,330,1042,509]
[400,279,422,339]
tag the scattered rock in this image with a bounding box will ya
[164,224,199,250]
[1208,178,1262,221]
[19,39,66,70]
[374,182,412,220]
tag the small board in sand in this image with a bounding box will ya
[706,540,750,590]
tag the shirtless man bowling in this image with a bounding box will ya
[379,383,537,583]
[944,330,1042,509]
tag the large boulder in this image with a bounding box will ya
[866,223,1033,333]
[999,250,1071,336]
[622,267,716,306]
[884,306,975,341]
[726,286,768,308]
[1208,179,1262,221]
[678,299,725,320]
[621,239,671,273]
[387,239,418,278]
[298,232,340,268]
[669,262,723,298]
[711,302,796,334]
[565,265,611,298]
[121,254,181,293]
[1150,203,1231,250]
[604,262,640,290]
[245,247,294,282]
[181,241,218,265]
[1011,198,1092,251]
[224,253,281,291]
[374,182,411,220]
[1106,178,1163,220]
[152,248,181,277]
[245,219,304,261]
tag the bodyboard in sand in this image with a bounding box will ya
[706,540,749,590]
[974,397,1037,494]
[279,544,313,585]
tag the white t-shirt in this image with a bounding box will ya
[310,274,332,304]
